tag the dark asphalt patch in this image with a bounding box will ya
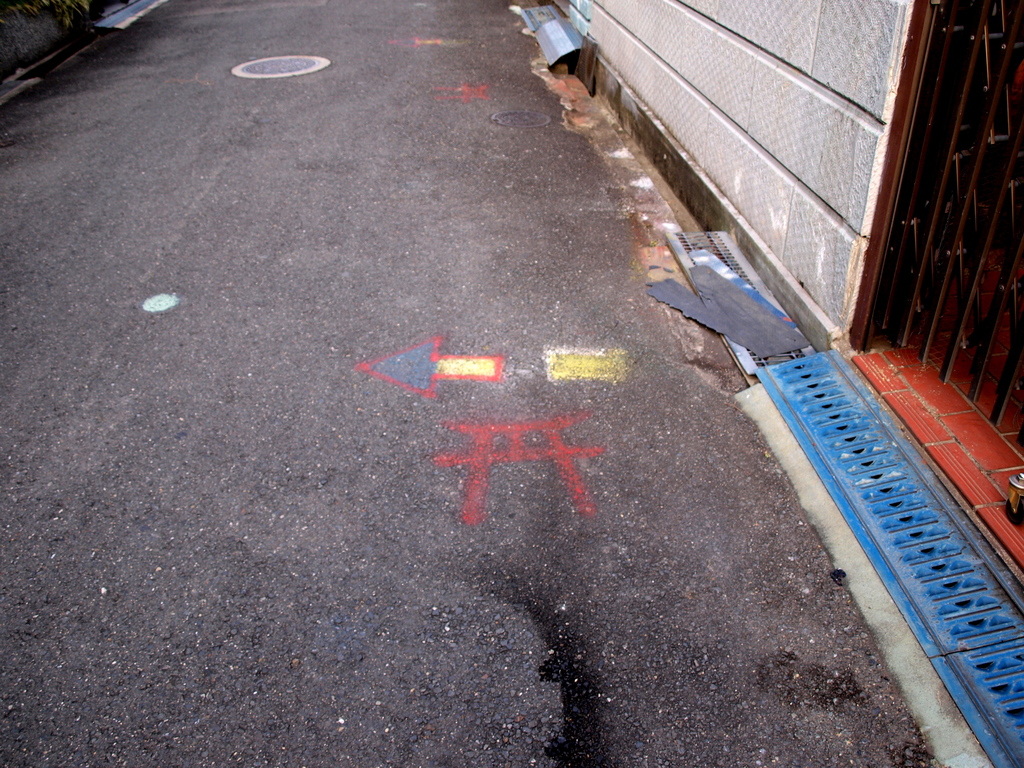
[755,649,863,710]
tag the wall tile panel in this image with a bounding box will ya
[593,1,894,326]
[746,63,828,201]
[716,0,822,73]
[676,0,719,17]
[785,190,857,322]
[571,0,594,20]
[747,62,881,227]
[852,122,881,232]
[702,112,793,256]
[570,7,590,35]
[599,0,692,92]
[693,24,756,127]
[591,10,711,161]
[602,0,755,127]
[600,0,883,229]
[813,0,908,119]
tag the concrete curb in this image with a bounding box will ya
[737,383,993,768]
[0,8,86,81]
[0,77,41,106]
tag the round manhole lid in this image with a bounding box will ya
[231,56,331,79]
[491,110,551,128]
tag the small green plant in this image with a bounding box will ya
[0,0,91,28]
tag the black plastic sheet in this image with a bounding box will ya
[647,268,809,357]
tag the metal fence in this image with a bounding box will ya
[873,0,1024,440]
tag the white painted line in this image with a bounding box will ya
[0,79,41,107]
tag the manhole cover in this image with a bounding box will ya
[231,56,331,79]
[491,110,551,128]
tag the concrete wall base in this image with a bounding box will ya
[0,8,85,81]
[592,55,841,353]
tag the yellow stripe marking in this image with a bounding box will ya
[436,356,500,379]
[545,349,631,383]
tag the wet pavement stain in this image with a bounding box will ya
[490,577,614,767]
[755,649,863,711]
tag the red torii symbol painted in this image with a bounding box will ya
[433,412,604,525]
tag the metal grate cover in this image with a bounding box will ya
[668,232,812,373]
[521,5,561,32]
[535,18,583,66]
[760,351,1024,768]
[491,110,551,127]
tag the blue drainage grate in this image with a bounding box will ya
[936,638,1024,761]
[759,351,1024,768]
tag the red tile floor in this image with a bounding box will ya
[852,348,1024,570]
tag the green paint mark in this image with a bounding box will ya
[142,293,180,313]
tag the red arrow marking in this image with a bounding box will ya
[355,337,503,398]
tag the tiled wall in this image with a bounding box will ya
[591,0,910,327]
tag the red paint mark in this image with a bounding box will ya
[433,413,604,525]
[433,83,490,103]
[389,37,445,47]
[355,337,504,398]
[355,336,445,398]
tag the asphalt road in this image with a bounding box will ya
[0,0,932,766]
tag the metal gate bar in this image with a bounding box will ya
[869,0,1024,440]
[878,1,961,333]
[964,122,1024,400]
[899,0,993,349]
[932,1,1024,371]
[942,38,1024,386]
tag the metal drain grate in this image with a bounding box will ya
[668,232,812,373]
[491,110,551,127]
[760,351,1024,768]
[521,5,560,31]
